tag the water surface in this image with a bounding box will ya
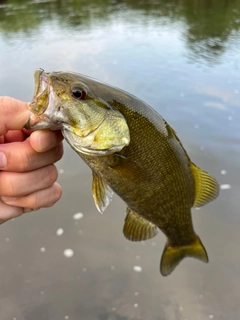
[0,1,240,319]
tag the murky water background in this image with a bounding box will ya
[0,0,240,319]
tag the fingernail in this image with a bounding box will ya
[1,196,17,203]
[0,152,7,168]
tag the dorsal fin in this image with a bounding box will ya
[190,163,219,208]
[92,171,113,213]
[123,208,158,241]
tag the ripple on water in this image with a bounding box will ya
[220,184,231,190]
[133,266,142,272]
[73,212,84,220]
[56,228,64,236]
[63,249,74,258]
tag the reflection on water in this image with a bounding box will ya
[0,0,240,319]
[1,0,240,63]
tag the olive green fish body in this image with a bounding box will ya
[26,70,219,276]
[78,98,196,246]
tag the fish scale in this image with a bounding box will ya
[25,69,219,276]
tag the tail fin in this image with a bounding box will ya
[160,235,208,276]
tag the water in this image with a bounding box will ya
[0,0,240,319]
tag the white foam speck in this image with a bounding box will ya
[220,184,231,190]
[63,249,74,258]
[82,268,87,272]
[59,169,64,174]
[221,170,227,175]
[73,212,84,220]
[5,237,9,242]
[134,303,139,308]
[133,266,142,272]
[179,306,183,311]
[40,291,44,295]
[209,315,214,319]
[64,317,69,320]
[40,247,46,252]
[56,228,64,236]
[134,292,139,296]
[228,116,233,121]
[13,318,17,320]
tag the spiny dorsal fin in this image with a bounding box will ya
[190,163,219,208]
[160,235,208,276]
[92,171,113,214]
[123,208,158,241]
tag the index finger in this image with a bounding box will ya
[0,97,30,135]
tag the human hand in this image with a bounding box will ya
[0,97,63,225]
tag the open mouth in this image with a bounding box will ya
[25,69,62,130]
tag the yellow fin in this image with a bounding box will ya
[160,235,208,276]
[190,163,219,208]
[123,208,158,241]
[92,171,113,214]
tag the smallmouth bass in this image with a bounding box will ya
[25,69,219,276]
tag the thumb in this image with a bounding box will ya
[0,97,30,135]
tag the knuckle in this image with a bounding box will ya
[53,143,64,162]
[43,165,58,185]
[54,183,62,201]
[30,192,40,209]
[0,172,16,196]
[44,184,62,208]
[18,148,32,172]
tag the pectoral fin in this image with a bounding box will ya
[160,235,208,276]
[92,171,113,213]
[190,163,219,208]
[123,208,158,241]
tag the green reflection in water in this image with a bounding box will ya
[0,0,240,62]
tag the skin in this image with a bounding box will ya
[0,96,63,225]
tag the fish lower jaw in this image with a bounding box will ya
[77,144,126,156]
[25,113,62,130]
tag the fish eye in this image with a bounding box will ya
[71,86,87,100]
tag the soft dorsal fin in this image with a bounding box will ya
[92,171,113,213]
[123,208,158,241]
[190,163,219,208]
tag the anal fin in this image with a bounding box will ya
[190,162,219,208]
[92,171,113,213]
[123,208,158,241]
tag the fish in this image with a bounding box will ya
[25,69,219,276]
